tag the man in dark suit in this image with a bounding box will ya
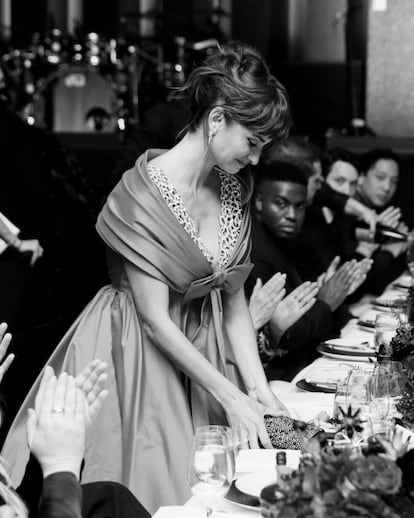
[247,159,369,381]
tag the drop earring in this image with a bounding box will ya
[208,125,218,145]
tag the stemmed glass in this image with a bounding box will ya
[374,313,400,357]
[187,429,235,517]
[406,236,414,279]
[195,425,240,473]
[370,363,392,437]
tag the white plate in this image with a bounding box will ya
[317,344,374,362]
[235,470,276,499]
[318,349,373,362]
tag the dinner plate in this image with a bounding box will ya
[235,470,276,499]
[357,318,375,331]
[226,479,260,510]
[317,343,375,362]
[296,378,337,393]
[394,282,410,291]
[372,297,407,311]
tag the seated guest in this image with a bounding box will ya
[247,159,370,381]
[0,325,150,518]
[352,148,409,293]
[291,147,407,298]
[291,148,362,281]
[273,137,377,229]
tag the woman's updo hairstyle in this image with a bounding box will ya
[180,41,291,154]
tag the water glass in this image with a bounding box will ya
[187,429,234,517]
[371,360,404,417]
[333,367,372,443]
[195,425,240,472]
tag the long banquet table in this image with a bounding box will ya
[152,273,414,517]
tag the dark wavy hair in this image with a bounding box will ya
[178,41,292,155]
[321,147,359,178]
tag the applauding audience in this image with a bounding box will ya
[246,159,371,380]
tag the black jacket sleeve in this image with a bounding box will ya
[313,183,348,212]
[38,473,82,518]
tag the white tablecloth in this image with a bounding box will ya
[152,274,412,516]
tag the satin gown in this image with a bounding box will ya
[1,149,253,514]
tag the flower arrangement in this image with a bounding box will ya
[388,308,414,429]
[260,409,414,518]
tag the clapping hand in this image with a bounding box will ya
[317,256,341,287]
[347,258,373,295]
[269,281,319,341]
[27,367,87,479]
[0,322,14,386]
[318,260,364,310]
[75,359,109,426]
[248,273,286,330]
[377,206,402,229]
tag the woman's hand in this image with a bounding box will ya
[17,239,44,266]
[222,388,288,449]
[269,281,318,341]
[253,384,290,417]
[248,273,286,330]
[27,367,86,479]
[0,322,13,386]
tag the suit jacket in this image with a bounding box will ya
[17,456,150,518]
[247,214,335,381]
[350,190,406,296]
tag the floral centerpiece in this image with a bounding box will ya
[388,289,414,428]
[260,409,414,518]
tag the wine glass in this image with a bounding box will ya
[187,429,234,517]
[370,363,393,437]
[406,236,414,278]
[195,425,240,472]
[374,313,400,357]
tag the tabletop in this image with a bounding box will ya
[151,273,413,516]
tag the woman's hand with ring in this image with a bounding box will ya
[222,388,286,450]
[27,367,87,479]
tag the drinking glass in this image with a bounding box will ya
[195,425,240,473]
[406,237,414,278]
[187,429,235,517]
[371,360,404,418]
[374,313,400,356]
[334,366,372,444]
[370,362,393,437]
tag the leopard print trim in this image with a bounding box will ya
[148,164,242,269]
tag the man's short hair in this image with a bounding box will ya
[359,148,400,175]
[256,158,309,188]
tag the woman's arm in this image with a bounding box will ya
[124,261,280,448]
[222,287,289,414]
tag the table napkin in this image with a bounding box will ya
[152,504,257,517]
[235,448,300,475]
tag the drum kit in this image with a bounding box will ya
[0,27,220,135]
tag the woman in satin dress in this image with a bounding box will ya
[2,42,291,514]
